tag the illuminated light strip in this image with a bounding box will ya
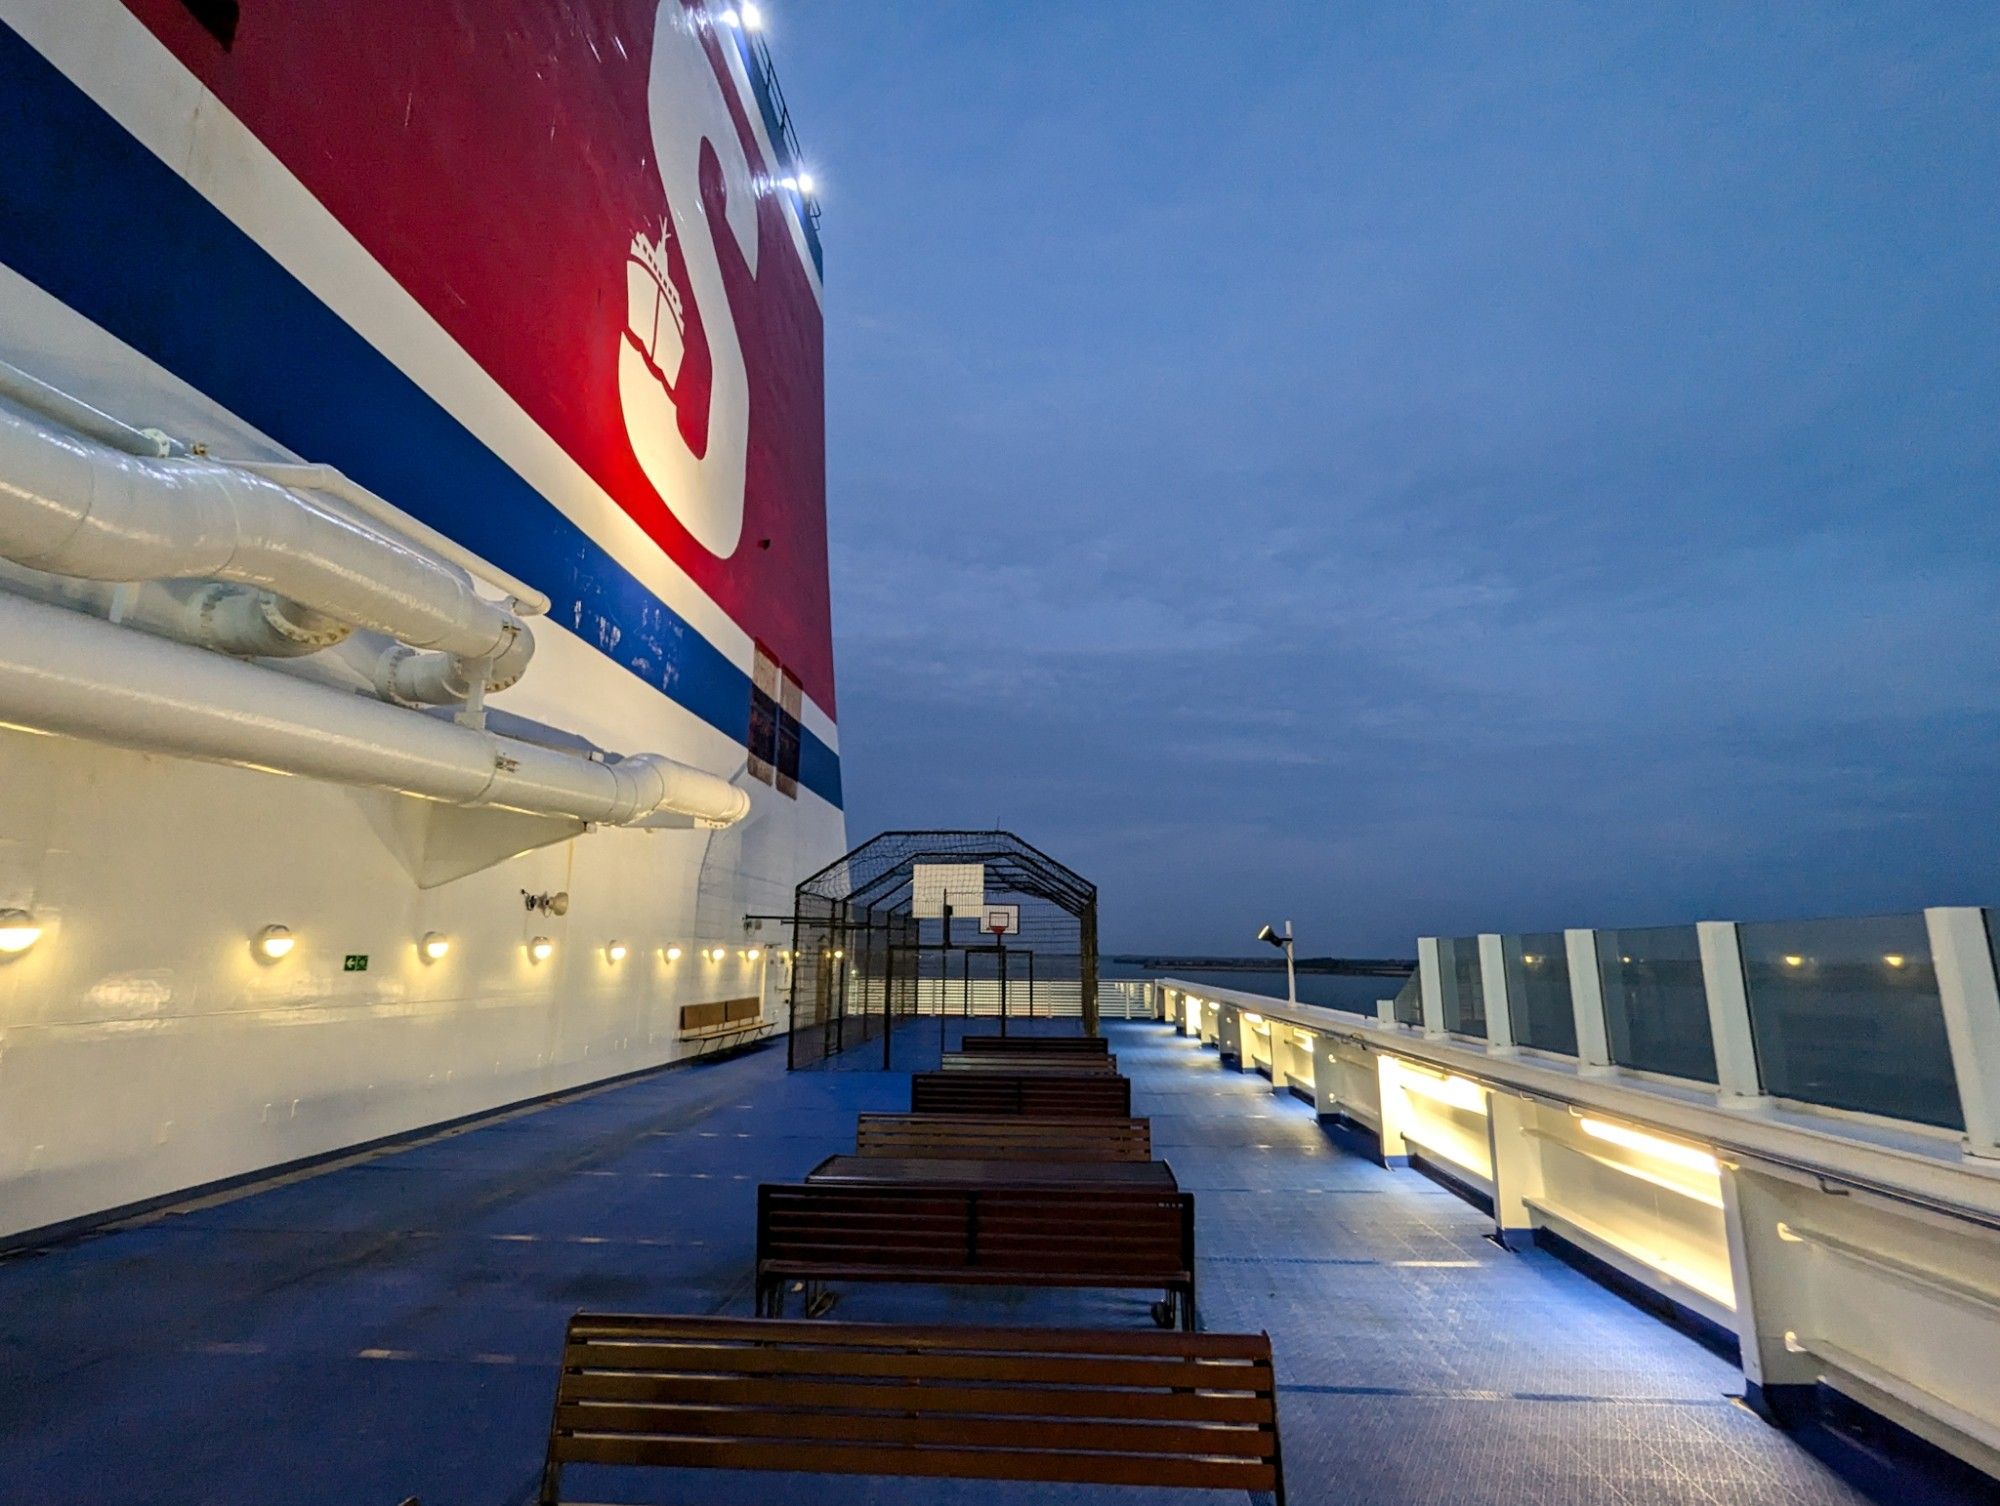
[1578,1116,1719,1175]
[1390,1060,1488,1114]
[1527,1127,1723,1208]
[1525,1197,1736,1312]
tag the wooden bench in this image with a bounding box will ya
[912,1070,1133,1118]
[536,1313,1283,1506]
[961,1033,1109,1054]
[755,1182,1198,1328]
[940,1050,1120,1073]
[856,1112,1152,1161]
[677,996,763,1041]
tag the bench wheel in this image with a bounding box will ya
[1150,1297,1177,1329]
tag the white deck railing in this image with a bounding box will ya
[1152,903,2000,1479]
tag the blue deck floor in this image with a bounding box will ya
[0,1022,1971,1505]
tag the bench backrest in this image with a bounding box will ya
[939,1051,1119,1074]
[540,1313,1281,1505]
[855,1113,1152,1161]
[912,1070,1133,1118]
[757,1183,1194,1279]
[961,1034,1109,1054]
[678,996,761,1035]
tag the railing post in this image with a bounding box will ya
[1478,933,1515,1054]
[1485,1089,1541,1249]
[1417,937,1447,1038]
[1926,906,2000,1158]
[1217,1001,1243,1068]
[1720,1165,1819,1420]
[1697,921,1769,1107]
[1374,1054,1412,1168]
[1313,1035,1344,1118]
[1564,928,1616,1076]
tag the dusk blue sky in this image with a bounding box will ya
[776,4,2000,955]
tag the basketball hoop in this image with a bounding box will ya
[982,904,1019,938]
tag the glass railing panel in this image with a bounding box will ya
[1991,908,2000,998]
[1597,925,1716,1083]
[1391,970,1423,1027]
[1738,912,1963,1129]
[1439,936,1486,1038]
[1504,932,1577,1055]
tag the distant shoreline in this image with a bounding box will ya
[1105,955,1415,977]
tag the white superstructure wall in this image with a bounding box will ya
[0,608,842,1242]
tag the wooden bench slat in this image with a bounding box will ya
[555,1434,1278,1492]
[556,1402,1278,1458]
[565,1371,1277,1423]
[566,1312,1262,1356]
[561,1342,1263,1390]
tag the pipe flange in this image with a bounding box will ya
[185,582,232,637]
[371,644,427,707]
[258,592,349,648]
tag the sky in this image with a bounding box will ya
[773,3,2000,955]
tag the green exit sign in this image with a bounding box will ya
[343,954,369,972]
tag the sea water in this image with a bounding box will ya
[1098,960,1405,1014]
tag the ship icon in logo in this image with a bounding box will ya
[619,1,758,559]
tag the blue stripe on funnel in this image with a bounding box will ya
[0,21,840,810]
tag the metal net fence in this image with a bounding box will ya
[786,831,1098,1070]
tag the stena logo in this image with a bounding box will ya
[621,2,759,559]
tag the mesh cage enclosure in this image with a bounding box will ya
[786,831,1098,1069]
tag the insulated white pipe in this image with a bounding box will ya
[232,461,551,617]
[0,591,750,828]
[0,397,530,665]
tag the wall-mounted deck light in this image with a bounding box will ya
[0,909,42,957]
[607,941,629,963]
[421,932,451,963]
[255,924,295,962]
[529,937,554,964]
[665,945,683,962]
